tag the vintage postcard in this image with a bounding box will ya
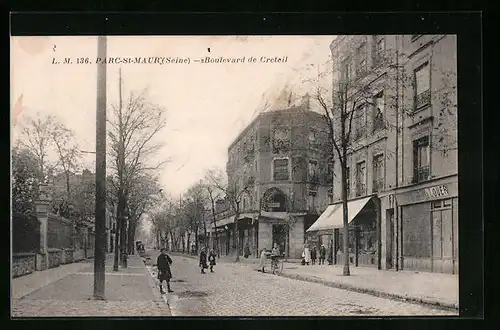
[11,35,458,317]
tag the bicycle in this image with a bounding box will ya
[270,254,284,275]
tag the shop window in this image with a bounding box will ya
[413,136,430,183]
[414,62,431,111]
[273,158,289,181]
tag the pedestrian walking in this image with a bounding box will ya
[302,245,311,265]
[311,246,317,265]
[319,244,326,265]
[199,247,208,274]
[156,248,173,294]
[244,243,251,258]
[208,249,216,273]
[259,248,268,273]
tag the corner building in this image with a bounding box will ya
[211,96,333,259]
[308,35,458,274]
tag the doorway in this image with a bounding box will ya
[386,209,394,269]
[431,199,454,273]
[272,224,287,255]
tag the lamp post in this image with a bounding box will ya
[93,34,107,300]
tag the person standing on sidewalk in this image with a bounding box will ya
[319,244,326,265]
[156,248,174,294]
[208,249,216,273]
[303,245,311,266]
[199,247,208,274]
[311,246,317,265]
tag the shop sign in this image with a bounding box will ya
[424,185,449,199]
[268,202,281,208]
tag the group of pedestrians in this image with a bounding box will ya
[301,244,327,265]
[155,246,217,295]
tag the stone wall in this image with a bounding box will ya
[73,248,85,261]
[47,214,73,249]
[48,248,62,268]
[12,253,37,278]
[61,248,74,264]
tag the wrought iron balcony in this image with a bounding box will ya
[414,89,431,110]
[413,165,430,183]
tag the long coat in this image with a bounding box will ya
[319,246,326,259]
[311,247,317,260]
[199,250,208,268]
[157,253,173,281]
[208,252,216,266]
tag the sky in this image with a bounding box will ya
[11,35,335,196]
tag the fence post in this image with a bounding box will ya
[34,183,51,271]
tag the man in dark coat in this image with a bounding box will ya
[199,247,208,274]
[156,248,173,294]
[319,244,326,265]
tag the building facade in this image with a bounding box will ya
[210,97,334,259]
[314,35,458,274]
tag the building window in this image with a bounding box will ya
[327,162,334,185]
[372,91,385,132]
[341,57,351,82]
[308,129,319,149]
[432,199,452,209]
[355,42,367,76]
[308,160,319,183]
[272,127,289,152]
[374,36,386,65]
[273,158,289,181]
[413,136,430,183]
[354,104,367,139]
[414,62,431,110]
[372,154,384,193]
[356,161,366,197]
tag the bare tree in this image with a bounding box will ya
[206,168,250,262]
[203,170,224,257]
[108,71,168,267]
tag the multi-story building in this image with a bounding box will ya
[307,35,458,274]
[210,94,334,259]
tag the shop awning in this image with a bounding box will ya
[306,196,374,232]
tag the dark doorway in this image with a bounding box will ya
[386,209,394,269]
[272,224,287,254]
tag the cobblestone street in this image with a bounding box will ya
[147,251,455,317]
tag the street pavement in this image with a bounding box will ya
[146,250,455,317]
[11,254,170,317]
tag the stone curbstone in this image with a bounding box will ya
[276,271,458,311]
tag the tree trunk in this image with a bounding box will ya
[186,232,191,254]
[210,198,220,258]
[341,149,350,276]
[127,220,137,255]
[195,229,199,254]
[234,210,240,262]
[65,170,71,202]
[181,233,186,253]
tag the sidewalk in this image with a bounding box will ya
[11,254,170,317]
[279,264,458,310]
[170,251,458,310]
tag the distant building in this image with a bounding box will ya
[210,96,333,259]
[307,35,458,274]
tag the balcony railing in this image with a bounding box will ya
[413,165,430,183]
[372,178,384,193]
[414,89,431,110]
[355,182,366,197]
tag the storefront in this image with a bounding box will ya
[395,176,458,274]
[306,195,381,268]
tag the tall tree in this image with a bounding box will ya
[203,170,224,257]
[108,75,168,266]
[207,168,250,262]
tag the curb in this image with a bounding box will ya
[277,272,458,312]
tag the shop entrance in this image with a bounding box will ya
[431,199,454,273]
[386,209,394,269]
[272,224,287,254]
